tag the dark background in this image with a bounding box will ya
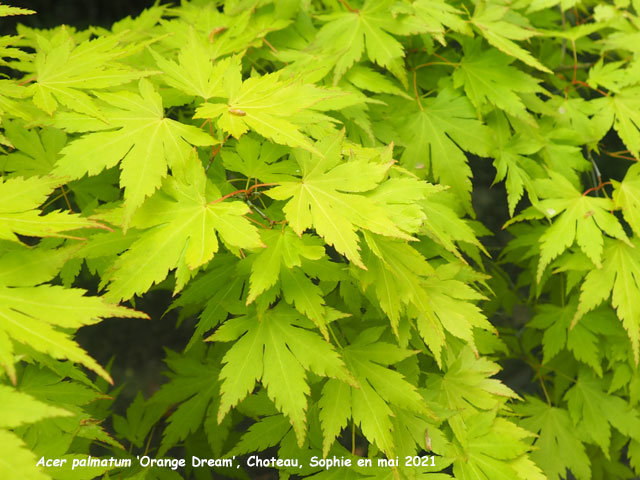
[3,0,158,32]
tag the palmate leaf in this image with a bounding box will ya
[397,88,492,215]
[453,38,542,120]
[613,162,640,235]
[565,370,640,456]
[54,78,215,226]
[147,344,224,456]
[490,130,544,217]
[26,29,150,117]
[471,5,551,73]
[103,152,263,301]
[150,28,228,100]
[575,237,640,363]
[360,234,493,363]
[193,58,345,153]
[0,176,104,242]
[246,227,335,336]
[509,171,629,281]
[314,0,408,85]
[528,300,621,376]
[0,284,146,385]
[0,430,48,480]
[517,397,590,480]
[452,412,541,480]
[208,304,354,446]
[320,327,431,457]
[427,347,519,441]
[604,87,640,159]
[267,132,413,268]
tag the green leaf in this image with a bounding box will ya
[0,176,104,243]
[575,237,640,363]
[318,379,351,457]
[0,430,48,480]
[453,38,541,120]
[517,397,591,480]
[194,59,345,152]
[511,171,629,281]
[209,304,353,446]
[26,30,151,117]
[613,162,640,236]
[399,88,492,215]
[54,78,215,225]
[104,152,263,301]
[0,284,145,384]
[340,327,433,456]
[267,132,412,268]
[150,28,227,100]
[315,0,408,85]
[471,6,551,73]
[0,384,72,428]
[565,371,640,455]
[608,87,640,159]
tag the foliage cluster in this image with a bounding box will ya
[2,0,640,479]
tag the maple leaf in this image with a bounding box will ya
[564,370,640,456]
[54,78,215,226]
[489,129,544,217]
[147,344,225,455]
[150,28,228,100]
[452,412,540,480]
[509,171,629,281]
[334,327,432,457]
[453,38,542,120]
[246,227,337,337]
[612,162,640,235]
[314,0,408,85]
[103,152,263,301]
[193,59,347,153]
[208,304,354,446]
[428,347,519,441]
[396,88,492,215]
[360,234,493,363]
[575,237,640,363]
[517,397,591,480]
[26,29,151,117]
[0,281,145,385]
[471,5,551,73]
[0,175,105,243]
[528,300,616,375]
[0,385,72,480]
[602,87,640,159]
[220,134,295,183]
[404,0,469,45]
[266,132,413,268]
[0,120,66,177]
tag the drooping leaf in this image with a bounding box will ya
[267,132,412,268]
[208,304,354,446]
[104,152,263,301]
[54,78,215,225]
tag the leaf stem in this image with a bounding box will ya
[209,183,277,204]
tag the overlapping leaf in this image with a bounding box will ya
[208,304,354,446]
[510,171,629,281]
[26,29,150,117]
[267,132,412,268]
[54,78,215,225]
[193,59,348,152]
[103,152,263,301]
[575,237,640,363]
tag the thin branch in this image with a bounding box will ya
[208,183,277,204]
